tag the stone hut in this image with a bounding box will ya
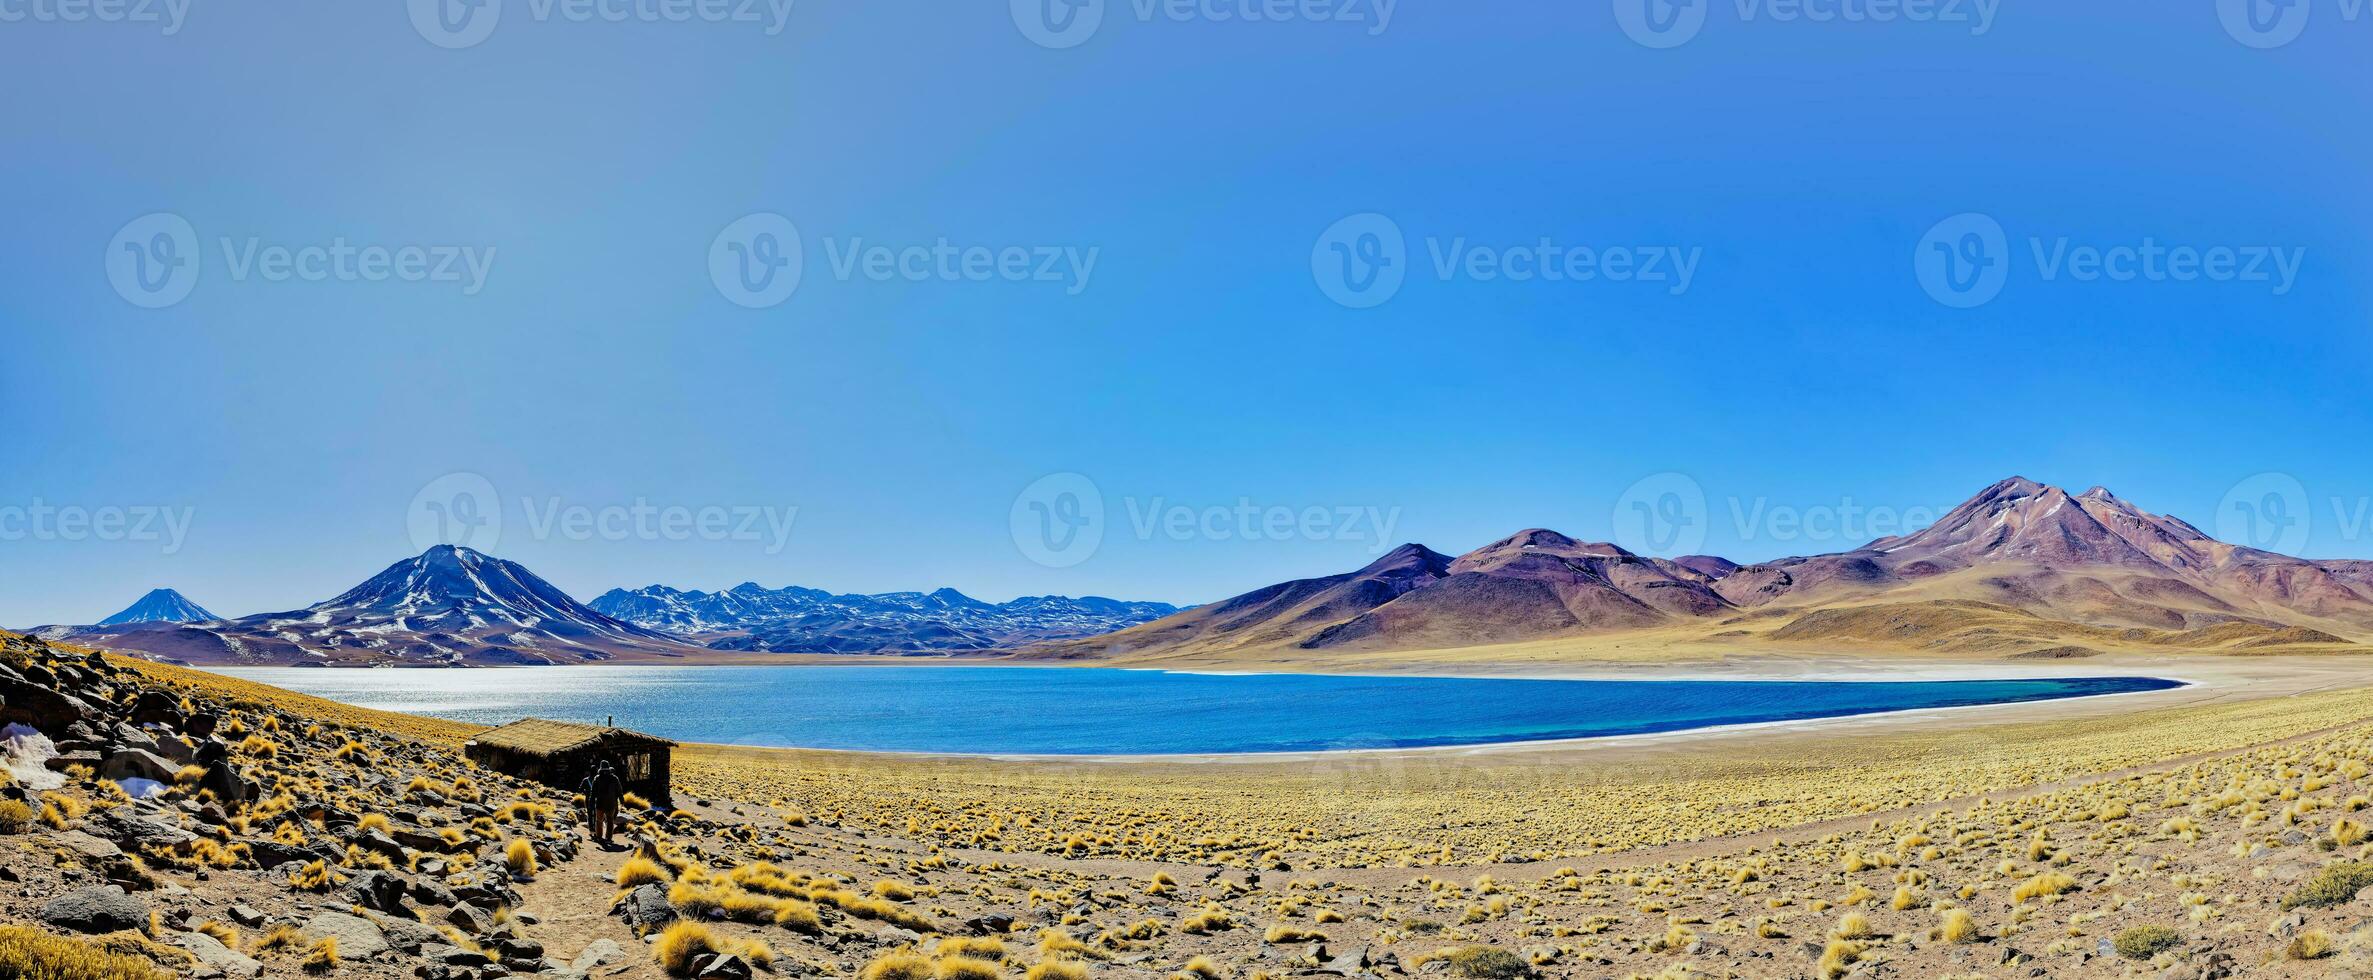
[463,718,673,803]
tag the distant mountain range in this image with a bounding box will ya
[43,546,690,665]
[589,583,1178,653]
[1027,477,2372,661]
[43,477,2373,667]
[43,546,1177,666]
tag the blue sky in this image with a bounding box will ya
[2,2,2369,624]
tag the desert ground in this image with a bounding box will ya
[13,632,2373,979]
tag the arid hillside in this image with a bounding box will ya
[1029,478,2373,664]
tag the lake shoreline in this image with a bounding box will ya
[211,660,2186,760]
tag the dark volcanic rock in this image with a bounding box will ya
[39,885,149,933]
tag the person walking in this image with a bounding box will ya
[580,760,624,847]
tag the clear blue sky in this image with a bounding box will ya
[3,3,2369,625]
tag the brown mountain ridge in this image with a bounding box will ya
[1026,477,2373,661]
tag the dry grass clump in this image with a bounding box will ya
[2289,928,2336,960]
[1936,908,1979,944]
[1815,940,1863,979]
[1438,945,1528,980]
[300,937,338,973]
[2111,924,2180,960]
[616,856,672,888]
[2009,871,2078,904]
[935,939,1007,961]
[651,922,776,977]
[2280,861,2373,909]
[935,955,1003,980]
[0,926,175,980]
[1023,962,1088,980]
[859,950,936,980]
[504,838,538,879]
[290,860,339,892]
[1261,925,1326,944]
[1181,907,1235,934]
[253,925,302,955]
[0,800,32,835]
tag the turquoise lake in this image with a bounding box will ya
[214,665,2183,756]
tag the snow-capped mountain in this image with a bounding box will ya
[98,588,219,626]
[72,546,694,666]
[591,582,1180,653]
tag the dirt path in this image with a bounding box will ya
[515,829,659,979]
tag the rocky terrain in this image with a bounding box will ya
[1031,478,2373,661]
[18,624,2373,978]
[589,584,1177,654]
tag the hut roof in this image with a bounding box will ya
[469,718,674,757]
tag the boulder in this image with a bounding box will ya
[300,911,391,960]
[571,939,626,972]
[344,870,411,914]
[174,930,265,979]
[39,885,149,934]
[695,954,753,980]
[90,808,198,849]
[617,883,676,931]
[99,747,180,785]
[128,691,183,727]
[379,916,443,955]
[54,830,125,860]
[0,678,89,730]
